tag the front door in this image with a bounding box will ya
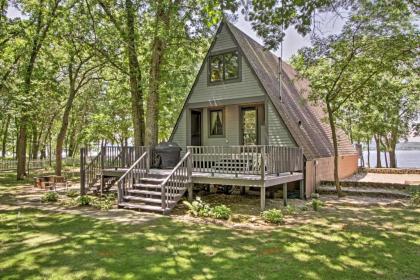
[191,110,202,146]
[241,107,258,145]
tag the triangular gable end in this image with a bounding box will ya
[170,20,299,150]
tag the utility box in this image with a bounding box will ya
[154,142,182,169]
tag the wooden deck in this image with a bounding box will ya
[103,168,303,188]
[81,145,305,212]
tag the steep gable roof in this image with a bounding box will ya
[225,21,356,159]
[170,20,356,160]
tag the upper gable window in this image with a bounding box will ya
[209,50,240,84]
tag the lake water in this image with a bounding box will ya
[362,150,420,168]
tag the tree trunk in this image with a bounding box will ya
[327,103,342,197]
[1,115,10,158]
[125,0,145,147]
[367,138,370,168]
[16,121,27,179]
[56,62,77,176]
[389,131,398,168]
[374,134,382,168]
[31,124,39,159]
[145,0,169,146]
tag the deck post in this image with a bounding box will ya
[146,146,150,174]
[100,146,105,195]
[283,183,288,206]
[260,186,266,211]
[80,148,86,195]
[187,147,193,201]
[299,179,304,199]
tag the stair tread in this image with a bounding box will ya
[128,189,162,196]
[141,178,165,182]
[133,183,162,188]
[118,202,165,212]
[123,195,178,204]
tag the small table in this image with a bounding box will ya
[34,176,68,190]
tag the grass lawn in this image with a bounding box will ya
[1,173,420,279]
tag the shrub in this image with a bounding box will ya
[211,205,231,220]
[410,191,420,208]
[282,205,297,215]
[299,204,309,212]
[41,191,59,203]
[76,195,93,206]
[66,189,79,198]
[183,197,212,217]
[311,199,325,211]
[91,194,116,211]
[261,209,284,224]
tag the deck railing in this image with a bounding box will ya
[188,145,303,177]
[80,149,102,194]
[160,151,191,210]
[102,146,149,169]
[116,151,148,204]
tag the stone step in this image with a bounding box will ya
[318,185,410,198]
[320,180,413,190]
[118,202,166,213]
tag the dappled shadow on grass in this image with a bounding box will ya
[1,206,419,280]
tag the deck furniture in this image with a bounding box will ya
[34,175,69,190]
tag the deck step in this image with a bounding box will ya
[140,178,165,183]
[133,183,162,189]
[127,189,162,196]
[123,195,178,205]
[118,202,166,213]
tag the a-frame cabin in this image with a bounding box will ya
[80,20,358,213]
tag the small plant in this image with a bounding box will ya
[66,189,79,198]
[41,191,59,203]
[261,209,284,224]
[91,194,116,211]
[183,197,212,217]
[282,205,297,215]
[311,199,325,211]
[76,195,93,206]
[211,205,231,220]
[409,191,420,208]
[299,204,309,211]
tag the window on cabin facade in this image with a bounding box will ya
[209,109,224,136]
[209,50,239,83]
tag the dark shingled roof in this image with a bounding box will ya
[225,21,357,160]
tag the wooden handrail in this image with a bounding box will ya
[116,152,148,184]
[160,151,191,210]
[160,151,191,187]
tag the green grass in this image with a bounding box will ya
[0,174,420,279]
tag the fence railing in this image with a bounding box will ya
[0,159,49,172]
[187,145,303,177]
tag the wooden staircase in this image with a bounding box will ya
[117,151,191,214]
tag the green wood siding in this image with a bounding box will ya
[267,102,296,146]
[202,105,240,146]
[189,26,264,104]
[172,110,187,149]
[171,24,295,150]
